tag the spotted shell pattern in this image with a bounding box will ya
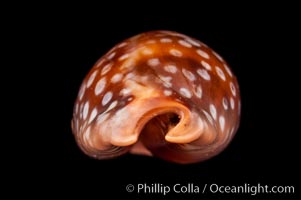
[71,31,241,164]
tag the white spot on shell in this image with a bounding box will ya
[78,83,86,100]
[164,64,177,74]
[219,115,225,131]
[182,68,196,81]
[158,75,172,88]
[209,104,217,120]
[130,34,142,41]
[224,64,233,77]
[163,90,172,96]
[86,71,98,88]
[196,49,209,59]
[169,49,183,57]
[163,82,172,88]
[120,59,135,70]
[141,48,153,55]
[95,77,106,96]
[222,97,228,110]
[185,37,201,47]
[124,72,135,80]
[147,58,160,67]
[201,60,212,71]
[117,42,127,48]
[194,85,202,98]
[119,88,131,96]
[197,69,211,80]
[230,82,236,96]
[118,53,130,61]
[107,52,116,60]
[102,91,113,106]
[230,97,235,110]
[106,100,118,112]
[111,73,123,84]
[179,88,192,98]
[212,51,224,62]
[178,39,192,48]
[160,38,172,43]
[203,110,213,125]
[160,31,185,38]
[101,63,113,76]
[88,108,98,124]
[96,59,105,68]
[216,66,226,81]
[83,101,89,120]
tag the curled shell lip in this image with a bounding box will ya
[135,101,204,145]
[89,98,205,149]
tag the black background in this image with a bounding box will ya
[15,4,299,199]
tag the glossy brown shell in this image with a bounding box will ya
[71,30,241,164]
